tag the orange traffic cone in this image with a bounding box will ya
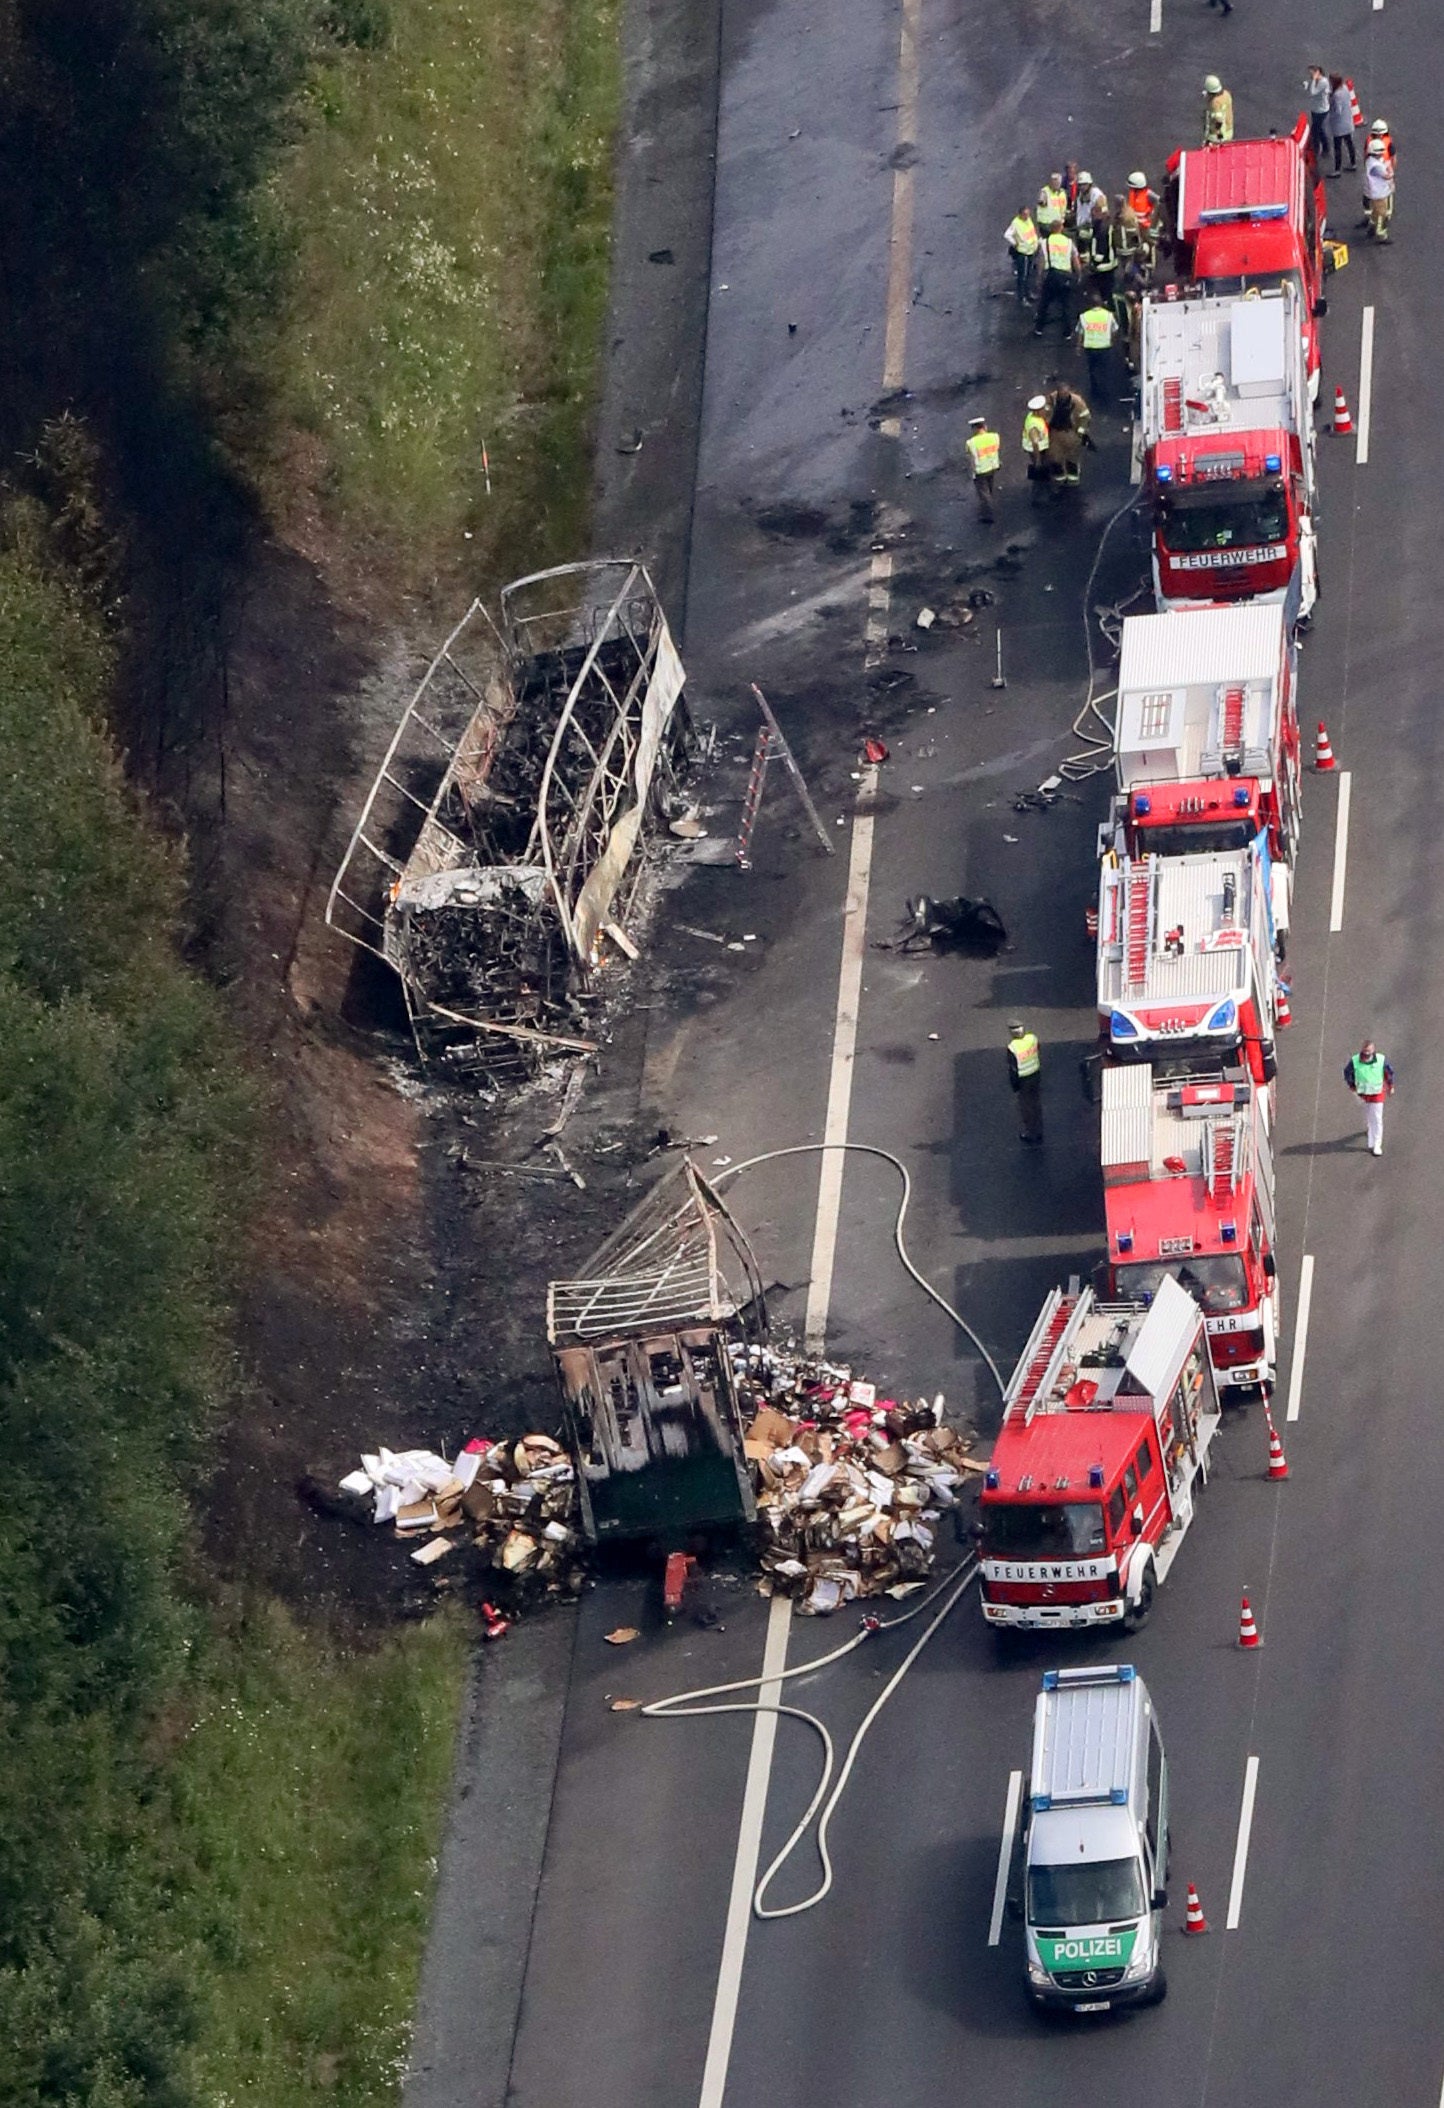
[1333,385,1353,435]
[1314,720,1336,771]
[1238,1593,1261,1649]
[1265,1408,1290,1481]
[1275,982,1293,1028]
[1184,1882,1210,1935]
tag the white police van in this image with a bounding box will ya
[1022,1663,1169,2015]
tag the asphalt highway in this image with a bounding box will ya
[498,0,1440,2102]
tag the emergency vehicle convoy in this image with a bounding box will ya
[1164,120,1329,393]
[1103,600,1301,880]
[978,1279,1221,1633]
[983,113,1349,2014]
[1101,1064,1278,1399]
[1137,281,1317,618]
[1095,846,1283,1084]
[985,121,1332,1685]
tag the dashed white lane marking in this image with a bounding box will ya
[1226,1754,1260,1930]
[863,550,894,670]
[697,1593,792,2108]
[1329,771,1351,933]
[1285,1254,1314,1425]
[803,766,879,1351]
[988,1771,1025,1946]
[1356,306,1375,465]
[1149,0,1161,30]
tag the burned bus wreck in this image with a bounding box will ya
[327,560,691,1083]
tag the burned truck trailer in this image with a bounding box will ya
[547,1160,760,1549]
[326,560,690,1082]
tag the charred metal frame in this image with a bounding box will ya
[326,560,689,1083]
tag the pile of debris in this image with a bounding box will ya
[341,1435,583,1593]
[731,1343,980,1613]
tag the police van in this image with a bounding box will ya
[1021,1663,1169,2015]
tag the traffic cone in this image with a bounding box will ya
[1314,719,1336,771]
[1265,1407,1290,1481]
[1275,982,1293,1028]
[1184,1882,1210,1935]
[1238,1593,1261,1648]
[1333,385,1353,436]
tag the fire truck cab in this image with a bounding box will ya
[979,1279,1221,1633]
[1165,122,1329,395]
[1102,601,1301,915]
[1096,846,1282,1085]
[1101,1063,1278,1398]
[1138,282,1316,617]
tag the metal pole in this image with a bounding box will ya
[749,684,836,856]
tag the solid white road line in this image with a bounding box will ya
[1285,1254,1314,1425]
[803,771,879,1351]
[1329,771,1351,933]
[988,1771,1025,1946]
[697,1594,792,2108]
[1356,306,1375,466]
[1226,1755,1260,1930]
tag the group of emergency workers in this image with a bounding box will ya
[985,161,1164,508]
[981,79,1400,521]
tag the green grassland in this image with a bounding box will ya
[265,0,622,578]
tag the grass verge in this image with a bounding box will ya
[177,1603,471,2104]
[265,0,623,585]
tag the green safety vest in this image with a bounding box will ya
[1022,412,1049,455]
[1353,1052,1386,1094]
[1079,307,1114,349]
[1037,187,1066,228]
[1007,215,1041,254]
[967,429,1001,476]
[1009,1032,1041,1078]
[1045,231,1075,272]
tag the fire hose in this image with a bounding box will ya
[643,1141,1004,1917]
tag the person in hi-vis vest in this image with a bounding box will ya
[1344,1039,1394,1156]
[966,416,1001,523]
[1007,1020,1044,1145]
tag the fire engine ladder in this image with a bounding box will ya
[1122,859,1157,991]
[1218,684,1246,768]
[1004,1288,1083,1425]
[1204,1112,1244,1198]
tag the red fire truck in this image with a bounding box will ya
[1102,601,1301,930]
[1138,281,1317,618]
[978,1279,1221,1633]
[1165,121,1330,396]
[1100,1063,1278,1399]
[1095,846,1282,1085]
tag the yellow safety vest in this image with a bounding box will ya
[1079,307,1114,349]
[1037,186,1066,229]
[1022,412,1049,456]
[966,429,1001,476]
[1009,1032,1041,1078]
[1007,215,1041,255]
[1045,230,1076,272]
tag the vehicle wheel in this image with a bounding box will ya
[1144,1967,1168,2007]
[1123,1566,1155,1633]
